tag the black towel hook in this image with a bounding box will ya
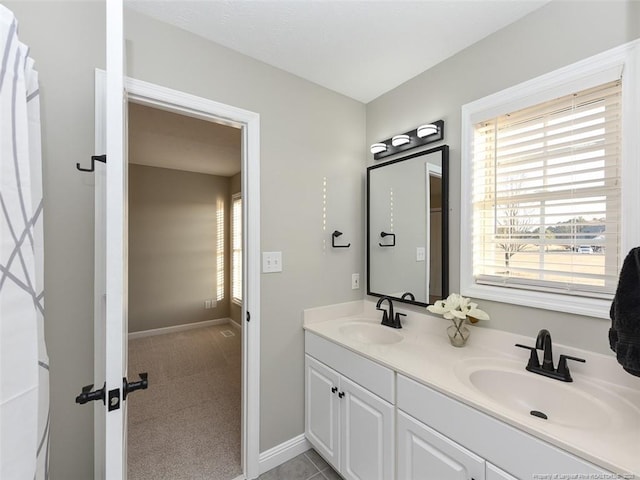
[332,230,350,248]
[379,231,396,247]
[77,154,106,172]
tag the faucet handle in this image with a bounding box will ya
[515,343,540,370]
[394,312,406,328]
[556,354,585,382]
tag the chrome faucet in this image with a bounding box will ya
[516,329,585,382]
[376,296,405,329]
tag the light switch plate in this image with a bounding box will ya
[416,247,426,262]
[352,273,360,290]
[263,251,283,273]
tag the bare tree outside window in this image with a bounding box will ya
[495,204,532,274]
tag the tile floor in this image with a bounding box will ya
[258,449,342,480]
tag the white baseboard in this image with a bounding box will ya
[229,317,242,331]
[128,317,233,340]
[258,434,311,475]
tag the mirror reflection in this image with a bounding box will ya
[367,145,449,306]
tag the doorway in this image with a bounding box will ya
[93,71,261,479]
[126,103,243,479]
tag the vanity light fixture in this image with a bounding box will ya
[391,134,410,147]
[417,124,438,138]
[370,143,387,154]
[371,119,444,160]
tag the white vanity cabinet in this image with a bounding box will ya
[397,374,611,480]
[397,410,485,480]
[305,354,340,468]
[305,332,395,480]
[486,464,518,480]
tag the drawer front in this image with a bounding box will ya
[305,331,395,403]
[397,374,609,479]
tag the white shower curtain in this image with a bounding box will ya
[0,5,49,479]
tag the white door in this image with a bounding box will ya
[103,1,127,478]
[305,355,340,470]
[397,410,485,480]
[96,6,263,478]
[340,376,394,480]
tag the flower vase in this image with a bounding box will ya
[447,317,470,347]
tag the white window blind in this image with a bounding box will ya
[471,79,622,298]
[216,200,225,302]
[232,194,242,304]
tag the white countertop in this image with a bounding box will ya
[303,300,640,475]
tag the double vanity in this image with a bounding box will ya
[303,300,640,479]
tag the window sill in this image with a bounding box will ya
[232,298,242,307]
[460,282,611,319]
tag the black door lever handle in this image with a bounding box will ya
[75,383,106,405]
[123,372,149,400]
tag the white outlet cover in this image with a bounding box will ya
[416,247,426,262]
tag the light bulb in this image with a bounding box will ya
[391,135,410,147]
[417,124,438,138]
[370,143,387,154]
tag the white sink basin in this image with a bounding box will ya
[339,321,403,345]
[455,358,640,431]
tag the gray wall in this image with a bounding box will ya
[366,0,640,354]
[123,9,366,453]
[128,165,231,332]
[3,2,105,479]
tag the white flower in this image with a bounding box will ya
[427,293,490,321]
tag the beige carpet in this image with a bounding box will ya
[127,323,242,480]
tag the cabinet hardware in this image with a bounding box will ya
[331,387,338,394]
[338,391,345,398]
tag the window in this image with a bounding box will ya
[232,193,242,304]
[216,199,225,302]
[461,41,640,318]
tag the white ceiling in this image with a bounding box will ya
[126,0,551,103]
[128,102,241,176]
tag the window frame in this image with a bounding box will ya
[460,40,640,319]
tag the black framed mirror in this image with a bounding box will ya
[367,145,449,307]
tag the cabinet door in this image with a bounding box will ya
[486,463,517,480]
[397,411,485,480]
[340,376,394,480]
[305,355,340,469]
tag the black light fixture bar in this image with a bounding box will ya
[373,119,444,160]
